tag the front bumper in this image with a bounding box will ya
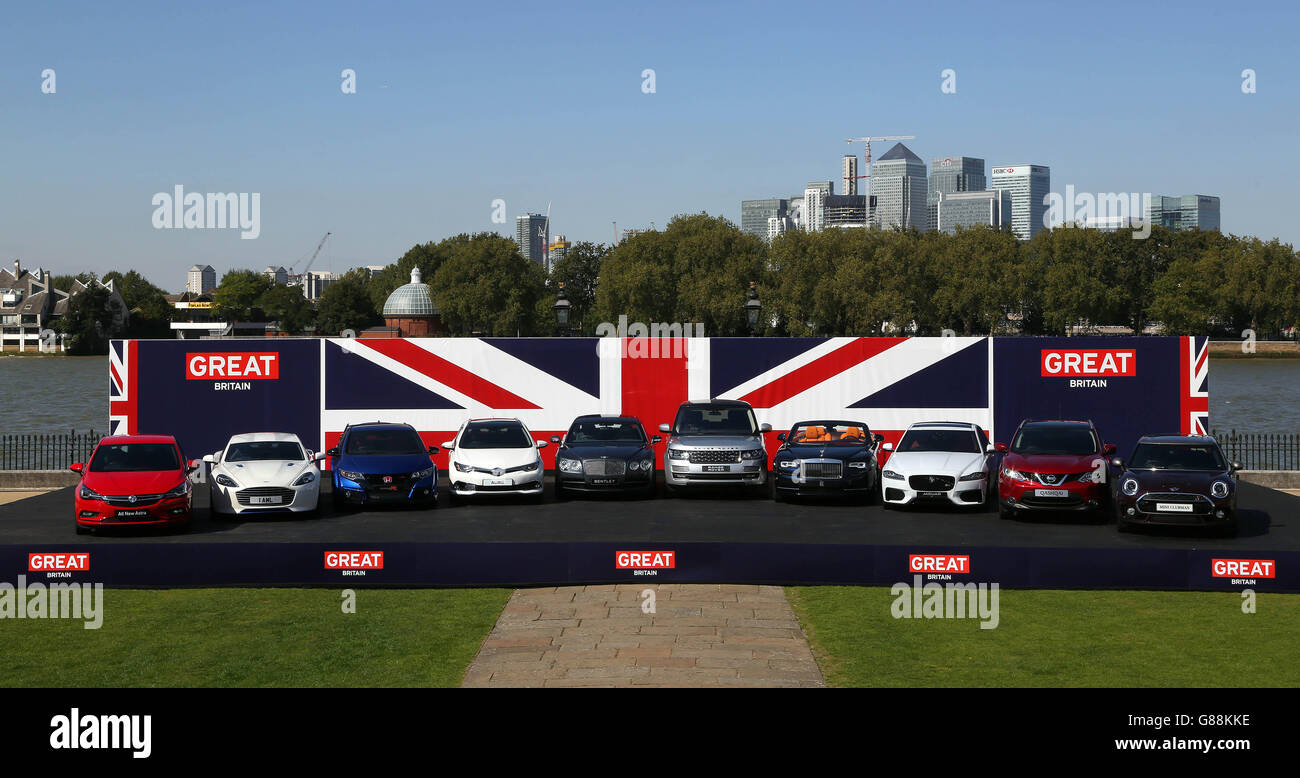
[210,481,321,514]
[1116,493,1235,526]
[774,463,875,496]
[450,468,543,497]
[665,460,766,487]
[334,474,437,505]
[556,469,654,493]
[75,494,192,526]
[999,477,1106,512]
[882,476,986,507]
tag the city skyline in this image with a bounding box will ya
[2,0,1296,289]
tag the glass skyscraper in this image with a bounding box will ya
[741,199,789,240]
[872,144,928,231]
[1145,195,1221,231]
[936,190,1011,234]
[928,157,986,231]
[515,213,548,265]
[990,164,1050,240]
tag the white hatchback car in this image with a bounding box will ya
[204,432,325,515]
[880,422,995,509]
[443,418,547,504]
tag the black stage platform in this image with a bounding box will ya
[1,479,1296,591]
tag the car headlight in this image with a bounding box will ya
[454,462,474,473]
[1002,467,1027,482]
[741,448,765,460]
[777,459,798,469]
[409,468,434,480]
[163,481,191,499]
[1076,469,1106,484]
[882,469,904,480]
[214,473,239,488]
[79,485,104,500]
[667,449,689,460]
[520,462,539,473]
[848,461,868,470]
[632,458,653,471]
[958,471,985,481]
[1211,481,1230,498]
[558,458,582,473]
[1121,478,1139,496]
[338,469,364,482]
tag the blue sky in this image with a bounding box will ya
[1,0,1296,291]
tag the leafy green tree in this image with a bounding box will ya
[55,285,124,355]
[369,238,467,312]
[102,269,172,338]
[930,226,1025,335]
[212,269,273,321]
[432,233,546,335]
[315,269,380,335]
[543,241,607,333]
[259,284,315,334]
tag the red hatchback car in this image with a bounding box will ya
[71,434,199,534]
[995,420,1116,520]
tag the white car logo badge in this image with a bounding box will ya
[493,468,503,477]
[129,495,137,503]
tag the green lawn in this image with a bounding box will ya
[0,588,511,687]
[788,587,1300,687]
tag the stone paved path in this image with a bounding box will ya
[461,584,824,687]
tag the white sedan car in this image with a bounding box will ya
[879,422,995,509]
[443,418,547,504]
[204,432,325,515]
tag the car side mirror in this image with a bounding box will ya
[1231,461,1242,473]
[873,433,884,443]
[1104,443,1117,455]
[985,444,996,453]
[313,452,327,462]
[427,446,439,456]
[776,432,787,441]
[202,454,215,464]
[651,435,662,444]
[536,440,548,449]
[759,423,772,433]
[1111,457,1123,469]
[994,443,1008,453]
[881,442,894,452]
[326,447,341,458]
[69,462,83,474]
[187,460,200,473]
[441,440,455,451]
[659,423,671,434]
[549,435,562,444]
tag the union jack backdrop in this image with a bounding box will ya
[109,335,1206,466]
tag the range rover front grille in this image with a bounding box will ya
[688,450,740,465]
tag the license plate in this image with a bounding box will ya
[591,478,617,485]
[250,496,282,505]
[1034,489,1069,498]
[703,465,729,472]
[116,509,148,517]
[483,478,512,486]
[1156,502,1194,513]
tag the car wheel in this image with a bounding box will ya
[666,484,680,498]
[999,504,1015,520]
[554,482,569,501]
[75,524,91,536]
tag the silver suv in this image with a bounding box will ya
[660,400,770,494]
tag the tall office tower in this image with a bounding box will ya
[990,164,1051,240]
[928,156,986,231]
[515,213,548,265]
[842,155,859,196]
[803,187,828,232]
[1145,194,1221,231]
[823,194,869,228]
[806,180,833,196]
[741,199,789,241]
[872,143,928,231]
[186,264,216,295]
[936,190,1012,233]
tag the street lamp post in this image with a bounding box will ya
[553,282,572,336]
[744,281,761,336]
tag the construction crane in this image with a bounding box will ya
[844,135,916,226]
[290,232,332,278]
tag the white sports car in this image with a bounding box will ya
[879,422,995,509]
[443,418,547,504]
[204,432,325,515]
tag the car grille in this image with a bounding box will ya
[235,486,296,506]
[471,464,536,474]
[364,473,415,487]
[688,450,740,464]
[583,459,626,477]
[909,474,955,491]
[1137,492,1212,515]
[1031,472,1074,486]
[105,494,164,508]
[802,461,843,479]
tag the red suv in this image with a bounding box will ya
[71,434,199,534]
[995,420,1115,520]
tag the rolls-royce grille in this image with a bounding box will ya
[802,461,843,479]
[909,474,955,491]
[688,450,740,464]
[583,459,626,476]
[236,487,296,506]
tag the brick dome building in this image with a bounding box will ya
[380,267,445,337]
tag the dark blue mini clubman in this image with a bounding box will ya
[326,422,439,508]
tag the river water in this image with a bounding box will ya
[0,354,1297,437]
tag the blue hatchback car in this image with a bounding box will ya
[326,422,439,508]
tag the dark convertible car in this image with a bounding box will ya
[552,415,661,498]
[771,420,883,501]
[1112,434,1240,535]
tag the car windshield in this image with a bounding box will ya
[568,420,645,445]
[344,428,427,455]
[896,429,981,453]
[788,423,869,446]
[459,423,534,449]
[1012,426,1098,456]
[225,441,305,462]
[1130,443,1226,471]
[674,405,757,436]
[89,443,180,473]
